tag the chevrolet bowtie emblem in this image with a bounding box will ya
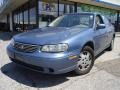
[20,45,24,49]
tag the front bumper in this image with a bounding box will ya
[7,45,80,74]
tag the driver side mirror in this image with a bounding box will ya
[96,24,106,30]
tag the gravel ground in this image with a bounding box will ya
[0,34,120,90]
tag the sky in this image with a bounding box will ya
[0,0,3,6]
[0,0,120,7]
[97,0,120,6]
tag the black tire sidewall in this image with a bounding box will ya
[111,39,114,50]
[107,38,114,51]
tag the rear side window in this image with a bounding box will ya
[102,15,111,27]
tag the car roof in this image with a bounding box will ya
[65,12,101,15]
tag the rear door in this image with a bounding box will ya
[102,16,114,45]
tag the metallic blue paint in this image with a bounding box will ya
[7,13,115,74]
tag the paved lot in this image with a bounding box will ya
[0,33,120,90]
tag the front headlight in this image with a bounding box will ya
[41,44,68,52]
[10,39,15,46]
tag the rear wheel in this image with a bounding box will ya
[74,46,94,75]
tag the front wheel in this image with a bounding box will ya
[74,46,94,75]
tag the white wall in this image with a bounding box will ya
[9,12,13,31]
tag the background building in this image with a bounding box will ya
[0,0,120,32]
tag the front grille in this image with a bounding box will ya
[14,42,38,53]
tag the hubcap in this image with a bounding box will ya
[78,51,92,71]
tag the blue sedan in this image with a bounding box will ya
[7,12,115,75]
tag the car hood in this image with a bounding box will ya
[14,27,89,45]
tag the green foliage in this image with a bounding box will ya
[80,4,117,17]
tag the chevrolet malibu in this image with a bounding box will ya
[7,13,115,75]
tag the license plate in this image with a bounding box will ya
[14,52,22,61]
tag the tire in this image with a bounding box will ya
[74,46,95,75]
[106,39,114,51]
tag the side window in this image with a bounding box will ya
[102,15,111,27]
[95,15,104,25]
[95,15,106,30]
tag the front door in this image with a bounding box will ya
[94,15,107,55]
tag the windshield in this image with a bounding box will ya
[49,14,94,28]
